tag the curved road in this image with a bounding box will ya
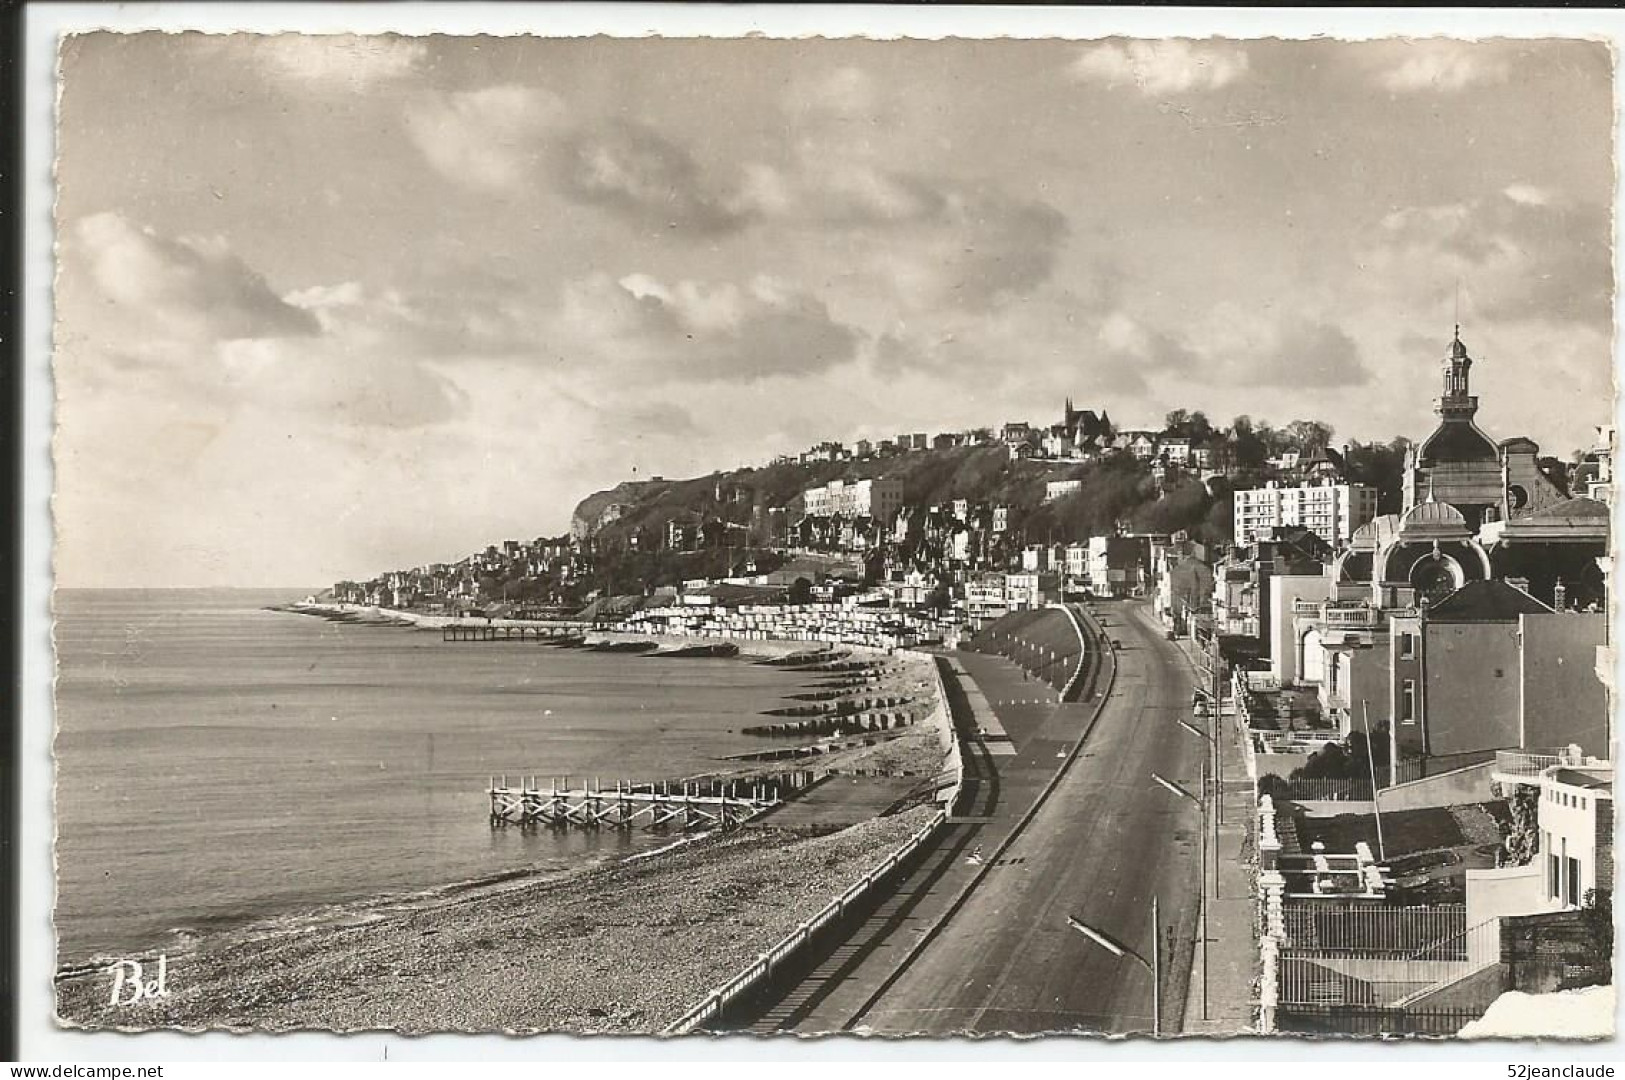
[853,599,1206,1035]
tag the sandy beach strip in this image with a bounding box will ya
[56,806,939,1034]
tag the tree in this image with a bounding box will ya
[787,577,814,605]
[1579,888,1614,986]
[1494,781,1541,867]
[1163,409,1214,441]
[1229,415,1268,469]
[1292,723,1389,782]
[1345,439,1408,514]
[1285,419,1335,454]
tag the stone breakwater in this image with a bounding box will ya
[55,807,939,1034]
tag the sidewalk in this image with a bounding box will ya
[1170,634,1260,1036]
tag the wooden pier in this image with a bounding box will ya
[487,777,781,830]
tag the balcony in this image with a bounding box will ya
[1321,604,1381,628]
[1492,750,1569,786]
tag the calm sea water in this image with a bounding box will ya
[53,588,799,966]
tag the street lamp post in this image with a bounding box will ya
[1174,719,1221,902]
[1208,630,1225,826]
[1067,897,1162,1036]
[1152,769,1208,1022]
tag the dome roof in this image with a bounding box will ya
[1334,548,1374,584]
[1349,514,1400,550]
[1402,500,1468,528]
[1417,421,1499,465]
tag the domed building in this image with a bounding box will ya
[1403,329,1570,532]
[1285,329,1608,768]
[1374,500,1494,607]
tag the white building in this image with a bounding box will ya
[1537,763,1614,909]
[1268,574,1334,685]
[1064,543,1090,584]
[1466,754,1614,935]
[1045,479,1083,503]
[1159,437,1192,464]
[1233,479,1378,547]
[1021,544,1061,572]
[1006,572,1060,611]
[802,477,905,522]
[965,573,1009,624]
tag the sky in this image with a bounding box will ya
[52,33,1616,588]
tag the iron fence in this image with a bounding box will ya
[1277,1004,1484,1037]
[1283,903,1466,953]
[1279,912,1501,1015]
[1262,776,1374,802]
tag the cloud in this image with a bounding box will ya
[1070,40,1250,96]
[404,85,567,191]
[795,66,878,120]
[861,188,1069,314]
[64,215,498,429]
[1373,40,1511,93]
[1197,307,1373,388]
[244,34,428,90]
[1072,307,1372,396]
[552,271,861,382]
[552,121,748,234]
[1503,183,1552,207]
[218,336,467,429]
[72,212,319,342]
[1367,189,1612,328]
[728,154,1070,313]
[284,277,543,362]
[1088,311,1199,393]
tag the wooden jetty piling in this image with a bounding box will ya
[487,777,780,831]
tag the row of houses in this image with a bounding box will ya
[619,598,953,650]
[331,535,582,610]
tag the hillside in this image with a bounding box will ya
[571,446,1230,555]
[573,448,1100,540]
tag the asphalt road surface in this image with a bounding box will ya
[854,599,1205,1036]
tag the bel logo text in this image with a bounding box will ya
[105,955,169,1006]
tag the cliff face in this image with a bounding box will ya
[569,480,670,540]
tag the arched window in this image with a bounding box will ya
[1410,554,1463,604]
[1300,628,1325,684]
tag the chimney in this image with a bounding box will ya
[1553,581,1568,611]
[1506,576,1532,597]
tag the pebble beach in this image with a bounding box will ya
[56,612,956,1034]
[56,805,939,1034]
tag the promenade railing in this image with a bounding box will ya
[661,805,950,1034]
[1049,602,1091,702]
[661,647,963,1035]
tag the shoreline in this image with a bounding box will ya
[55,806,942,1033]
[58,604,956,1031]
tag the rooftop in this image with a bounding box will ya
[1425,579,1555,623]
[1418,420,1499,465]
[1547,767,1613,793]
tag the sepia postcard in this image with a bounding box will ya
[45,23,1618,1043]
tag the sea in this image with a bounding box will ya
[52,588,802,968]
